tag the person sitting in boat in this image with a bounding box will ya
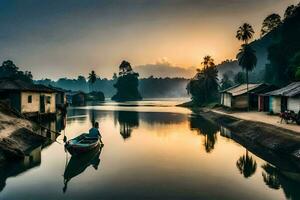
[89,122,103,144]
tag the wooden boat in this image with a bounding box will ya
[65,133,99,155]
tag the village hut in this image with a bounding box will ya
[0,78,57,116]
[264,82,300,114]
[220,83,276,110]
[66,91,86,106]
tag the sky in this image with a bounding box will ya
[0,0,298,80]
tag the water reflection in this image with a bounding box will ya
[261,163,300,200]
[236,150,257,178]
[115,111,139,140]
[2,102,300,200]
[0,146,41,192]
[189,115,219,153]
[63,146,103,193]
[34,114,66,141]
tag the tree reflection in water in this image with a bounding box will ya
[189,115,219,153]
[262,164,280,189]
[261,163,300,200]
[236,150,257,178]
[115,111,139,140]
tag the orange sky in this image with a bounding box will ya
[0,0,298,79]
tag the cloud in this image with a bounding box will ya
[135,60,196,78]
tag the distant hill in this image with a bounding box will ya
[216,60,240,80]
[217,23,282,83]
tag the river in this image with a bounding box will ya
[0,99,299,200]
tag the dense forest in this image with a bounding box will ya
[35,76,189,98]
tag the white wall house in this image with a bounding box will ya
[220,84,271,110]
[265,82,300,114]
[0,79,57,116]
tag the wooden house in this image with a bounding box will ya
[66,91,86,106]
[220,83,276,110]
[0,79,57,116]
[264,82,300,114]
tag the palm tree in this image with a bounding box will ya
[88,70,97,92]
[236,23,254,44]
[236,150,257,178]
[236,44,257,94]
[236,23,256,110]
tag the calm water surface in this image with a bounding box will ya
[1,99,299,200]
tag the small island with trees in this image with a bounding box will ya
[111,60,142,102]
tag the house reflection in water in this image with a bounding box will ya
[220,126,232,139]
[0,146,42,192]
[34,114,66,141]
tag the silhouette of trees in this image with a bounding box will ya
[261,14,282,36]
[187,56,219,106]
[111,60,142,101]
[284,5,296,19]
[236,150,257,178]
[0,60,33,83]
[265,4,300,86]
[220,73,234,90]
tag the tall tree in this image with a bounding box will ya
[187,56,219,106]
[112,60,142,101]
[236,44,257,93]
[236,23,255,44]
[88,70,98,92]
[261,13,282,36]
[236,23,256,110]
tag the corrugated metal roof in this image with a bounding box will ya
[265,82,300,97]
[222,83,263,96]
[0,78,56,93]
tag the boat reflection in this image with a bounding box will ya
[63,145,103,193]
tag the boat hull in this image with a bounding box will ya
[65,133,99,155]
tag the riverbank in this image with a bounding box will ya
[192,108,300,166]
[0,103,46,165]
